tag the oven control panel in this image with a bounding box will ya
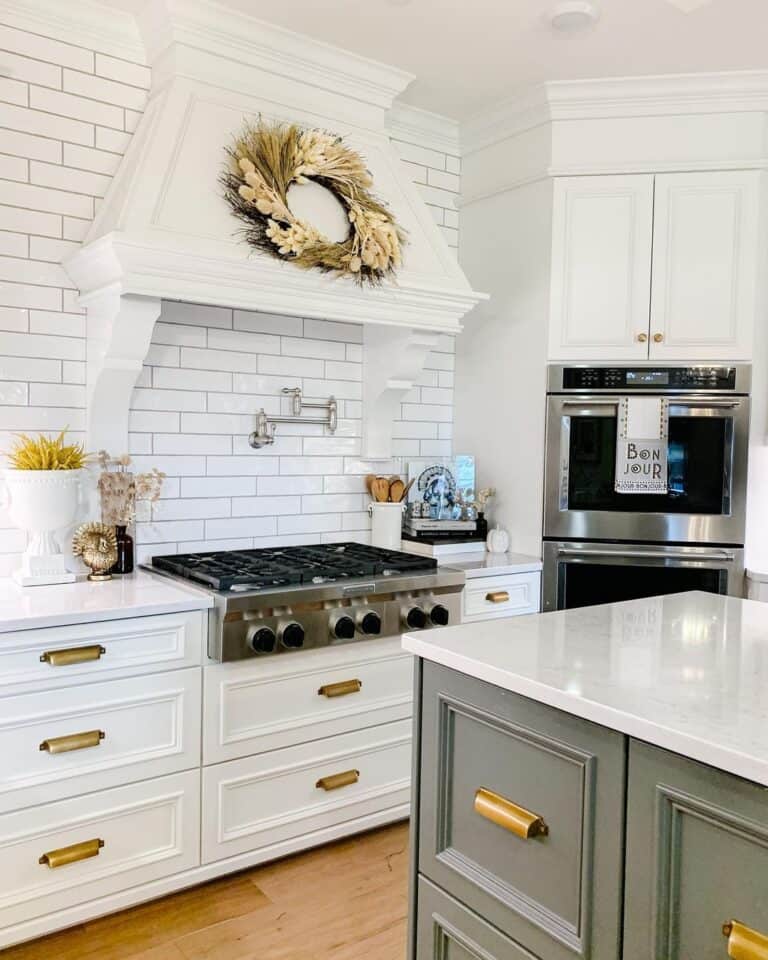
[560,366,737,391]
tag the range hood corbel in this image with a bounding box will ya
[63,0,486,456]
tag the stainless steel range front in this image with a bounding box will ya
[144,542,465,662]
[542,364,751,611]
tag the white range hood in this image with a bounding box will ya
[63,0,484,455]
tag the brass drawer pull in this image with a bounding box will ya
[318,679,363,698]
[39,838,104,869]
[474,787,549,840]
[40,645,106,667]
[39,730,105,754]
[485,591,510,604]
[722,920,768,959]
[316,769,360,792]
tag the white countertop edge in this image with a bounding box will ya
[402,632,768,788]
[440,552,543,578]
[0,570,213,633]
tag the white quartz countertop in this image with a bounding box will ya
[403,592,768,786]
[0,570,212,633]
[440,551,542,578]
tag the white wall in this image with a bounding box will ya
[0,15,461,573]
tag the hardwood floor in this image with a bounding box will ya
[1,822,410,960]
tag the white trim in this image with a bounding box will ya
[387,102,461,156]
[139,0,413,110]
[0,0,145,64]
[462,71,768,155]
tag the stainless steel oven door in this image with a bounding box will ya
[542,541,744,611]
[543,394,749,545]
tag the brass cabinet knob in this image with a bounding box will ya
[722,920,768,959]
[653,332,664,343]
[636,332,648,343]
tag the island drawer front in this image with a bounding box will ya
[462,573,541,622]
[201,718,411,864]
[0,769,200,930]
[203,638,413,763]
[0,668,201,814]
[0,611,204,695]
[624,740,768,960]
[418,662,625,960]
[417,877,541,960]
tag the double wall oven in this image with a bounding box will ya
[543,364,750,610]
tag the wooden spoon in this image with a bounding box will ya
[365,474,376,497]
[399,478,415,502]
[389,478,405,503]
[371,476,391,502]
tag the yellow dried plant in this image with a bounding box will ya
[6,430,89,470]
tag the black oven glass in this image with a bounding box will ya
[560,561,726,610]
[567,415,728,514]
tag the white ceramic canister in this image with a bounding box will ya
[368,501,405,550]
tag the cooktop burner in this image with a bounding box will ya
[150,542,437,592]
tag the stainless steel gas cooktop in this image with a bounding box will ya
[145,542,465,662]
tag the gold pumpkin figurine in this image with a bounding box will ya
[72,523,118,582]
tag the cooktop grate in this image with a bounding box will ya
[150,542,437,592]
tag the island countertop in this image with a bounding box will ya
[402,591,768,787]
[0,570,213,633]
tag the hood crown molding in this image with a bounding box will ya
[61,0,483,453]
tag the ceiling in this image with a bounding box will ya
[111,0,768,120]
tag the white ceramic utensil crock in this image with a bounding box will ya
[368,501,405,550]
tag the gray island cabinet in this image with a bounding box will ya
[403,592,768,960]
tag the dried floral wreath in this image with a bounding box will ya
[222,120,405,285]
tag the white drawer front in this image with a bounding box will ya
[202,719,411,864]
[0,668,201,813]
[0,770,200,929]
[462,572,541,622]
[204,637,413,764]
[0,611,204,695]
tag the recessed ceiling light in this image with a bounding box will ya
[548,1,600,32]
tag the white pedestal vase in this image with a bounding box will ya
[3,469,83,586]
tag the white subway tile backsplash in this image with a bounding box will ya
[30,86,122,129]
[62,216,89,241]
[0,306,28,332]
[154,433,231,455]
[0,178,92,218]
[281,336,345,361]
[304,318,363,343]
[303,378,362,401]
[206,516,277,539]
[153,497,230,521]
[234,310,303,337]
[257,475,323,496]
[0,25,93,71]
[207,391,280,415]
[180,411,250,434]
[0,232,28,258]
[30,159,111,197]
[0,128,61,163]
[130,455,207,477]
[231,495,301,516]
[278,513,341,535]
[161,301,232,329]
[233,372,302,394]
[206,455,280,476]
[0,153,28,180]
[0,203,60,238]
[132,387,206,412]
[0,381,27,404]
[280,456,344,476]
[392,139,446,170]
[258,354,323,378]
[28,237,81,263]
[153,367,232,392]
[0,100,93,146]
[0,355,60,381]
[63,69,147,111]
[301,493,364,514]
[324,360,362,381]
[136,519,204,544]
[0,49,61,88]
[28,382,84,406]
[94,53,150,88]
[0,283,61,311]
[94,125,131,153]
[128,409,180,432]
[302,436,361,457]
[181,477,257,498]
[153,322,207,348]
[179,345,257,374]
[207,328,281,356]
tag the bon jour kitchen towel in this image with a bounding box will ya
[615,396,669,494]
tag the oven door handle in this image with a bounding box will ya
[561,400,618,409]
[557,548,736,563]
[669,400,741,410]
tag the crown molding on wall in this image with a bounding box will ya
[387,102,460,157]
[0,0,145,64]
[462,70,768,156]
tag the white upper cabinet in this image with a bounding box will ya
[549,175,654,361]
[548,170,763,362]
[650,171,761,361]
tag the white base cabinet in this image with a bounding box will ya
[0,614,413,949]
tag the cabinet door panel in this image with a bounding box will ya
[549,175,654,360]
[624,740,768,959]
[650,171,761,360]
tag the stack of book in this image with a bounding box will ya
[401,517,486,558]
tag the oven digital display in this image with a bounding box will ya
[626,370,669,385]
